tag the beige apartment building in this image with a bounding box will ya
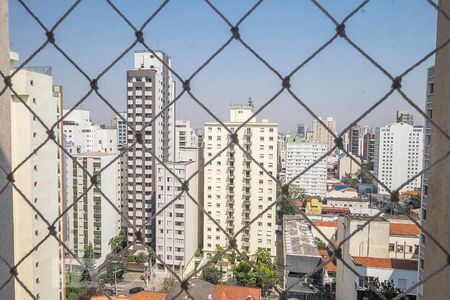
[8,53,64,300]
[312,117,337,152]
[203,103,278,256]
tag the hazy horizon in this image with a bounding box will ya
[9,0,436,132]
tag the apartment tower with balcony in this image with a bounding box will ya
[6,53,64,300]
[374,122,424,194]
[202,103,278,256]
[126,51,175,248]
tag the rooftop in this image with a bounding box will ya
[325,197,366,202]
[319,250,336,272]
[75,151,115,157]
[352,257,418,271]
[389,223,420,236]
[90,291,167,300]
[213,285,261,300]
[284,217,321,257]
[166,278,216,300]
[312,220,338,227]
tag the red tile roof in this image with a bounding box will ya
[352,257,418,270]
[319,250,336,272]
[313,221,338,227]
[91,291,167,300]
[213,285,261,300]
[321,207,350,213]
[132,291,167,300]
[389,223,419,236]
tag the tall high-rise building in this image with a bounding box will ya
[175,120,198,155]
[418,66,434,298]
[285,142,328,197]
[374,123,424,194]
[63,109,117,154]
[422,5,450,296]
[348,124,361,157]
[203,104,278,256]
[396,110,414,126]
[155,158,200,274]
[296,123,307,138]
[66,153,119,265]
[363,131,376,161]
[126,51,175,248]
[6,53,64,299]
[112,112,127,148]
[312,117,336,152]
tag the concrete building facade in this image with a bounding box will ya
[422,2,450,298]
[66,153,119,266]
[203,104,278,256]
[396,110,414,126]
[126,51,176,247]
[8,57,64,300]
[312,117,336,152]
[374,122,424,194]
[285,142,328,197]
[155,160,199,274]
[63,109,117,154]
[417,66,434,297]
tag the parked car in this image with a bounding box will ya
[129,287,144,294]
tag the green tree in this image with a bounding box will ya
[80,243,96,284]
[202,263,223,284]
[134,252,147,264]
[276,185,305,224]
[366,278,402,299]
[231,248,281,296]
[315,237,328,250]
[99,260,126,285]
[109,227,128,254]
[194,248,203,258]
[66,270,83,298]
[162,277,176,292]
[231,253,257,287]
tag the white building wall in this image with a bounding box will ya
[155,161,199,273]
[63,109,117,154]
[10,67,62,299]
[285,142,328,197]
[66,154,119,266]
[356,265,417,295]
[127,51,176,247]
[203,105,278,256]
[374,123,423,194]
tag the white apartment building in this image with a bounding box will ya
[9,54,63,299]
[175,120,198,152]
[112,112,127,148]
[374,122,424,194]
[203,104,278,256]
[155,159,199,274]
[338,153,361,180]
[312,117,336,152]
[285,142,328,197]
[126,51,175,247]
[66,153,119,266]
[63,109,117,154]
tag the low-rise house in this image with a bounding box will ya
[166,278,262,300]
[213,285,261,300]
[335,215,418,300]
[352,257,417,299]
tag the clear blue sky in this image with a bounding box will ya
[9,0,437,132]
